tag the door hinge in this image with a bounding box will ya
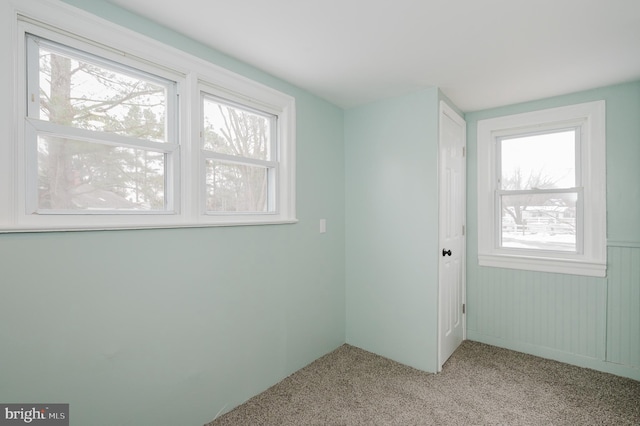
[462,303,466,314]
[462,146,465,157]
[462,225,465,236]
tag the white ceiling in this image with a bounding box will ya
[105,0,640,112]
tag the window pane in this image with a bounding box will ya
[205,160,269,212]
[501,130,575,190]
[203,96,273,160]
[38,135,166,211]
[36,39,169,142]
[500,192,577,252]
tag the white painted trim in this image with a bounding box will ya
[477,101,606,277]
[1,0,297,232]
[607,240,640,248]
[0,219,299,234]
[478,254,606,277]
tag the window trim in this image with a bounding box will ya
[1,0,296,232]
[477,101,606,277]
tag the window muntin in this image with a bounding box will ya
[496,129,580,253]
[25,34,178,214]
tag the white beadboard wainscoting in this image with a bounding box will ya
[607,243,640,369]
[467,243,640,380]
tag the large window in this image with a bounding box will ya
[477,101,606,277]
[1,0,296,231]
[26,34,178,214]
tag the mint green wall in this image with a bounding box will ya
[345,88,440,372]
[3,3,637,426]
[466,81,640,380]
[0,1,345,425]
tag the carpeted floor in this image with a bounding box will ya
[206,341,640,425]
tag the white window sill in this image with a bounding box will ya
[478,253,606,277]
[0,218,299,233]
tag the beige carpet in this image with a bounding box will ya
[207,341,640,425]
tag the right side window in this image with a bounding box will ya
[498,128,579,253]
[202,93,277,214]
[477,101,606,277]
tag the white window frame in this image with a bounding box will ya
[477,101,606,277]
[1,0,296,232]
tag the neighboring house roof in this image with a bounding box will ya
[70,183,138,209]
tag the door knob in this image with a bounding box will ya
[442,249,452,257]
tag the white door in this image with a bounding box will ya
[438,101,466,371]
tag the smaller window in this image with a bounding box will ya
[202,95,277,214]
[194,79,296,227]
[477,101,606,277]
